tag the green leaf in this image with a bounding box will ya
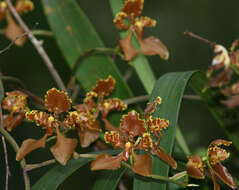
[32,158,92,190]
[92,168,126,190]
[41,0,133,98]
[189,72,239,152]
[134,71,196,190]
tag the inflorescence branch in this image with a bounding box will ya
[4,0,66,92]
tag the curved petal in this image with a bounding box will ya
[211,163,236,189]
[78,121,101,148]
[132,151,152,176]
[151,144,177,169]
[120,110,145,137]
[101,98,127,119]
[91,153,123,171]
[45,88,72,114]
[121,0,144,17]
[139,36,169,60]
[50,127,78,165]
[186,156,205,179]
[209,168,220,190]
[5,13,26,46]
[92,76,115,97]
[4,113,25,131]
[118,32,138,61]
[209,139,232,148]
[16,134,47,161]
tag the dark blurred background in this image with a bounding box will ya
[0,0,239,189]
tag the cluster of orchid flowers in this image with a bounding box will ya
[0,0,34,46]
[205,39,239,107]
[2,76,127,165]
[186,140,236,190]
[114,0,169,61]
[1,75,237,189]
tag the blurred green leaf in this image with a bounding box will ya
[189,72,239,152]
[92,168,126,190]
[41,0,133,99]
[134,71,196,190]
[32,158,92,190]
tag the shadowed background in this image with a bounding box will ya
[0,0,238,189]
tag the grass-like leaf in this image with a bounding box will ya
[92,168,126,190]
[32,158,93,190]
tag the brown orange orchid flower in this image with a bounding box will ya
[186,139,236,190]
[64,76,127,147]
[19,88,77,165]
[0,0,34,46]
[91,97,177,177]
[114,0,169,61]
[205,45,232,90]
[2,90,28,131]
[205,40,239,108]
[0,0,34,20]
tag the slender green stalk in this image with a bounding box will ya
[123,67,134,81]
[73,46,123,73]
[123,95,149,105]
[0,106,30,190]
[25,159,56,172]
[121,162,187,187]
[25,152,99,172]
[151,174,186,187]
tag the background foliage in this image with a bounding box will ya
[0,0,239,189]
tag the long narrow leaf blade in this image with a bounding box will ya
[32,158,93,190]
[134,71,196,190]
[92,168,126,190]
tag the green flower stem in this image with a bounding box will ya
[25,159,56,172]
[0,106,30,190]
[67,46,123,92]
[0,29,53,37]
[25,152,99,172]
[123,67,134,81]
[121,161,187,187]
[150,174,186,187]
[123,94,201,105]
[72,46,123,73]
[121,161,131,169]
